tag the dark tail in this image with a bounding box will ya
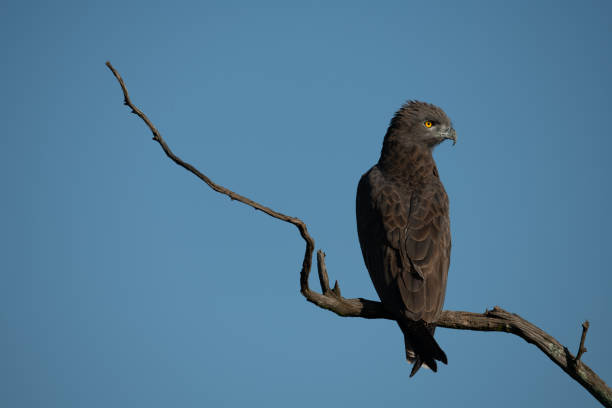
[399,320,447,377]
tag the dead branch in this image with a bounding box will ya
[105,61,612,408]
[577,321,590,362]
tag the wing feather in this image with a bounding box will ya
[356,166,450,323]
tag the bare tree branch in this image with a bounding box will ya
[105,61,612,408]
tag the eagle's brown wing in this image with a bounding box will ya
[356,166,450,322]
[356,165,450,372]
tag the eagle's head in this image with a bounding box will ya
[386,100,456,148]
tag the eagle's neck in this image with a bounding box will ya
[378,138,437,184]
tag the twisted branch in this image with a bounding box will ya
[105,61,612,407]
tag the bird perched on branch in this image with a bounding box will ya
[356,101,456,376]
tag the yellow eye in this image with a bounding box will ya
[424,121,433,128]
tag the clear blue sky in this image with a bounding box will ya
[2,1,611,407]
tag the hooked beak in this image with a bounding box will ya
[440,127,457,146]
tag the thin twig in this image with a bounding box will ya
[577,321,590,362]
[316,251,331,294]
[106,61,612,408]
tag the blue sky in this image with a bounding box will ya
[1,1,611,407]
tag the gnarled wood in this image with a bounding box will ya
[106,61,612,408]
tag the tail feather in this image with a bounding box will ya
[400,320,447,377]
[410,356,430,377]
